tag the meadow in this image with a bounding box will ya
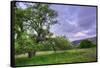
[15,47,97,66]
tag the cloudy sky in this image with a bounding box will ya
[49,4,97,41]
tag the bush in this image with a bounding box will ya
[79,39,95,48]
[38,36,72,51]
[36,42,53,51]
[15,33,36,55]
[51,36,72,50]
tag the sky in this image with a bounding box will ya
[18,2,97,41]
[49,4,97,41]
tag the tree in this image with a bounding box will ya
[23,3,58,57]
[79,39,95,48]
[14,2,58,58]
[53,36,71,50]
[24,3,57,42]
[42,36,71,53]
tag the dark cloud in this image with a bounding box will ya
[76,6,96,30]
[77,15,96,30]
[77,6,96,17]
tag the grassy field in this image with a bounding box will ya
[15,47,97,66]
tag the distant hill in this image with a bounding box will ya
[71,36,97,45]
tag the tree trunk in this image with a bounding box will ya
[28,50,36,58]
[28,52,32,58]
[33,50,36,56]
[52,44,56,53]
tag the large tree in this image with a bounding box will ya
[14,2,58,58]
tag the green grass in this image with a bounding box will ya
[15,47,97,66]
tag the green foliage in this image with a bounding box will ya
[41,41,53,51]
[21,3,58,42]
[36,36,72,51]
[49,36,72,50]
[15,32,37,55]
[79,39,95,48]
[54,37,71,50]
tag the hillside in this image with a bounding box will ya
[71,36,97,45]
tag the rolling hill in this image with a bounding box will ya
[71,36,97,45]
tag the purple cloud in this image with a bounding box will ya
[50,4,97,41]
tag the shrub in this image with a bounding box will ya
[79,39,95,48]
[15,33,37,55]
[51,36,72,50]
[36,41,53,51]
